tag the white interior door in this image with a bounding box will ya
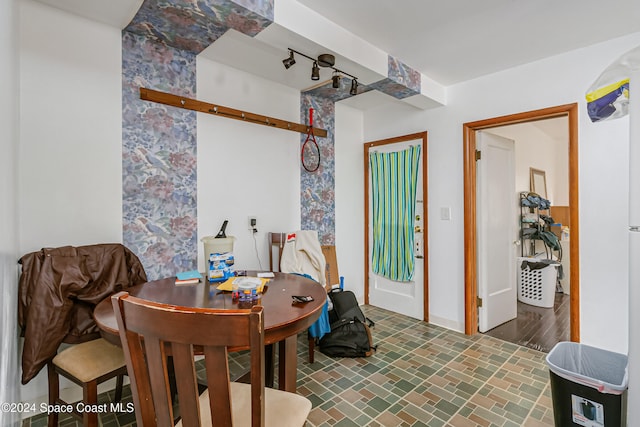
[368,140,424,320]
[477,131,517,332]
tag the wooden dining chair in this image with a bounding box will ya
[111,291,312,427]
[268,232,339,290]
[268,232,287,276]
[47,338,127,427]
[269,232,338,363]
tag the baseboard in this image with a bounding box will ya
[428,314,465,333]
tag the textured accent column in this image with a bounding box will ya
[300,94,335,245]
[298,57,422,244]
[120,0,273,279]
[122,32,198,279]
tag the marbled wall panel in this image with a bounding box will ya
[388,55,420,93]
[122,0,273,279]
[125,0,273,54]
[122,32,197,280]
[368,55,421,99]
[300,93,335,245]
[230,0,274,21]
[367,78,419,99]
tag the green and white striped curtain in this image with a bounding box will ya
[370,145,421,282]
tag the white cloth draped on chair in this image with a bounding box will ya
[280,230,327,289]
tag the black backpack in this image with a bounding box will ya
[319,289,377,358]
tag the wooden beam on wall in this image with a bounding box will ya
[140,87,328,138]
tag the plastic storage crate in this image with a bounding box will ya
[517,256,558,308]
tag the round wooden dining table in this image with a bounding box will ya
[93,271,326,392]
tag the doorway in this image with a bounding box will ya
[479,119,571,351]
[463,104,580,343]
[364,131,429,321]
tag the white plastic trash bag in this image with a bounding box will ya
[586,45,640,122]
[546,342,628,395]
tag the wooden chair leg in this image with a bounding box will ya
[82,380,99,427]
[114,374,124,402]
[47,362,59,427]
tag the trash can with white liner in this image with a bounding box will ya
[546,341,628,426]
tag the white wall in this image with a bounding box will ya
[196,57,301,272]
[195,59,367,282]
[1,0,20,424]
[487,122,569,206]
[18,0,124,404]
[334,103,365,300]
[363,32,640,352]
[19,0,123,255]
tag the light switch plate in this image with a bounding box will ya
[440,207,451,221]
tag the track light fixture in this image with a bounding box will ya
[282,48,359,95]
[282,51,295,69]
[318,54,335,68]
[332,72,341,89]
[350,78,358,96]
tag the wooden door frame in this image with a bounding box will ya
[463,104,580,341]
[364,131,429,322]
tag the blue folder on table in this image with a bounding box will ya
[176,270,202,280]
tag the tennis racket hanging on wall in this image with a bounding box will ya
[301,108,321,172]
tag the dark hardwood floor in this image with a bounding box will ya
[483,292,570,353]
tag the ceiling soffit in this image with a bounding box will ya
[121,0,441,110]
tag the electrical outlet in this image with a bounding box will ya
[248,216,257,231]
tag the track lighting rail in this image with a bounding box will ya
[284,48,360,94]
[286,48,358,81]
[139,87,328,137]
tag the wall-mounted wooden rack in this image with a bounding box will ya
[139,87,327,137]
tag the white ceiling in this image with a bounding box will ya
[34,0,142,28]
[30,0,582,140]
[32,0,640,105]
[299,0,640,85]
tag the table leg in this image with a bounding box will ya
[265,343,275,388]
[278,335,298,392]
[236,344,276,388]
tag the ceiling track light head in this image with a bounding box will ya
[332,72,341,89]
[350,79,358,96]
[311,61,320,81]
[282,51,295,69]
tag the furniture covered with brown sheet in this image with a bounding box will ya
[18,243,147,384]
